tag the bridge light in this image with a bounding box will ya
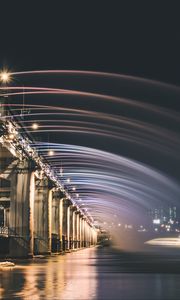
[0,71,11,83]
[8,133,15,140]
[48,150,54,156]
[32,123,39,130]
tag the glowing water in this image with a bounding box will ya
[1,70,180,250]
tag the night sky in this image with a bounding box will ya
[0,2,180,87]
[0,2,180,225]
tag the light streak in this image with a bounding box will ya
[1,70,179,230]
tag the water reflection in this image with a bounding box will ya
[0,248,97,300]
[1,247,180,299]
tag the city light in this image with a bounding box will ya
[153,219,161,225]
[67,178,71,183]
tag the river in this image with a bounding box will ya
[1,246,180,299]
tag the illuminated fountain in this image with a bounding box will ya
[1,70,180,251]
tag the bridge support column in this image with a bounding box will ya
[83,219,86,247]
[73,209,77,249]
[84,219,88,247]
[84,222,89,247]
[91,228,97,246]
[51,191,60,253]
[34,178,52,255]
[72,208,76,249]
[9,161,35,258]
[59,198,63,252]
[88,225,91,247]
[79,216,82,248]
[67,205,70,250]
[76,212,80,248]
[62,199,71,251]
[80,217,85,248]
[85,221,89,247]
[69,206,73,249]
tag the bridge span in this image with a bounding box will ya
[0,98,97,258]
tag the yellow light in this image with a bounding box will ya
[0,71,11,83]
[48,150,54,156]
[32,123,39,130]
[8,133,15,140]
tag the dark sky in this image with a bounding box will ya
[0,2,180,218]
[0,2,180,178]
[0,2,180,86]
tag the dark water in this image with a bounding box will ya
[1,247,180,300]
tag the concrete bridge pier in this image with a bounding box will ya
[51,190,60,253]
[84,221,87,247]
[84,222,89,248]
[69,205,73,250]
[76,212,80,249]
[80,217,85,248]
[9,160,35,258]
[91,228,97,246]
[58,197,64,252]
[62,198,71,251]
[87,224,91,247]
[34,177,52,255]
[83,218,86,247]
[79,215,82,248]
[71,207,78,250]
[72,209,77,249]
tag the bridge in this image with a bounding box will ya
[0,94,97,258]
